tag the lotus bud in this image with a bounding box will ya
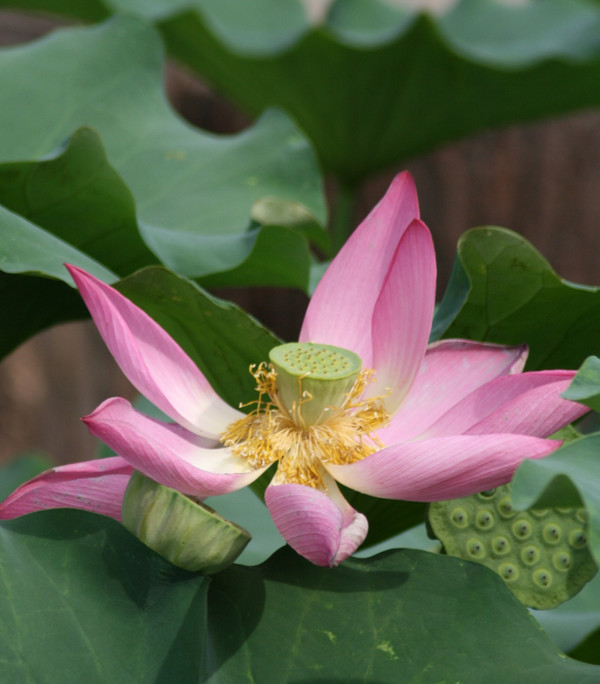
[121,470,250,574]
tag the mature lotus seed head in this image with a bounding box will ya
[269,342,362,426]
[427,484,597,609]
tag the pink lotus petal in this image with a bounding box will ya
[83,397,266,498]
[67,265,242,439]
[378,340,528,442]
[326,434,560,501]
[423,370,587,438]
[299,172,419,365]
[371,219,436,412]
[265,472,368,567]
[0,457,132,521]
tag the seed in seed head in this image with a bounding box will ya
[497,497,516,519]
[475,509,495,530]
[553,551,573,572]
[478,489,496,500]
[512,519,533,540]
[521,545,540,566]
[466,538,486,559]
[492,536,511,556]
[530,508,549,518]
[450,507,469,528]
[569,529,587,549]
[543,523,562,544]
[498,563,519,582]
[533,568,553,588]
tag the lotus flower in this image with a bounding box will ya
[0,173,586,567]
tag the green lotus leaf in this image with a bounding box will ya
[1,509,599,681]
[432,227,600,371]
[5,0,600,182]
[0,16,326,283]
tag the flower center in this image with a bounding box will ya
[270,342,363,427]
[221,342,390,489]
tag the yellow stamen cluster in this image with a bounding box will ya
[222,363,390,489]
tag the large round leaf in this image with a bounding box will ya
[1,509,599,681]
[5,1,600,182]
[0,16,326,282]
[432,227,600,371]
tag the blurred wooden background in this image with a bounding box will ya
[1,10,599,465]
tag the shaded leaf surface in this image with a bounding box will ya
[0,272,87,358]
[155,0,600,182]
[0,510,209,683]
[1,509,599,682]
[533,573,600,655]
[0,16,325,283]
[563,356,600,413]
[0,127,156,276]
[0,198,117,357]
[115,266,281,408]
[6,1,600,182]
[433,227,600,370]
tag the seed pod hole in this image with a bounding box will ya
[476,510,495,530]
[492,536,511,556]
[498,497,516,519]
[498,563,519,582]
[543,524,562,545]
[512,519,533,540]
[450,507,469,528]
[569,529,587,549]
[576,509,589,524]
[478,489,496,500]
[521,545,541,566]
[530,508,549,519]
[553,551,573,572]
[533,568,553,588]
[467,538,486,559]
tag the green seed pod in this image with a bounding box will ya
[427,483,597,609]
[269,342,362,426]
[122,471,251,574]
